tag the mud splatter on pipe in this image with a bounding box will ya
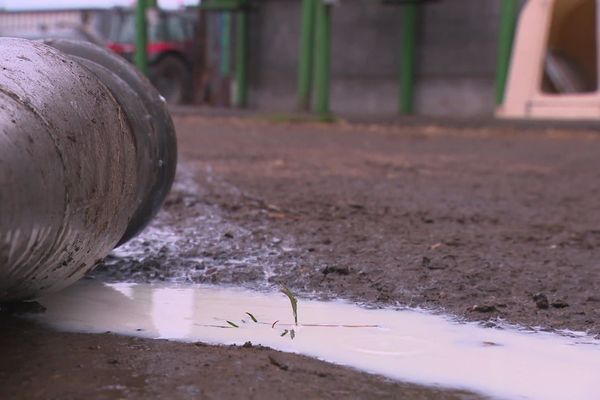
[0,38,177,302]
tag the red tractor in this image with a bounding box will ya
[104,8,197,105]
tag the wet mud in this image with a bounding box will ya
[30,280,600,400]
[0,314,480,400]
[3,114,600,398]
[97,115,600,336]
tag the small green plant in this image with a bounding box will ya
[216,284,377,342]
[226,320,239,328]
[280,285,298,326]
[245,312,258,323]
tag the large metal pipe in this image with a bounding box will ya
[0,37,177,302]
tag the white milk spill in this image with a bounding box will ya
[32,280,600,400]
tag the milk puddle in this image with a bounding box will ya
[31,280,600,400]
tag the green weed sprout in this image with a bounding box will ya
[245,312,258,323]
[280,285,298,326]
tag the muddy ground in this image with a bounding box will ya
[3,114,600,399]
[0,314,478,400]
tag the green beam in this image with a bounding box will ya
[200,0,247,11]
[314,0,331,116]
[298,0,317,110]
[399,3,418,114]
[234,11,249,107]
[495,0,519,105]
[135,0,149,75]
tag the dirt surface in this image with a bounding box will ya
[3,115,600,399]
[100,115,600,335]
[0,315,480,400]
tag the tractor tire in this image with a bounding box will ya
[149,56,191,105]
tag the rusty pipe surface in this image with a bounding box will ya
[0,38,177,302]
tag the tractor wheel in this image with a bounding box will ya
[149,56,190,105]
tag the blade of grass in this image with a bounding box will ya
[226,320,239,328]
[245,312,258,323]
[280,329,289,337]
[271,320,279,328]
[280,285,298,325]
[290,329,295,340]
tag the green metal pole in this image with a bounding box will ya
[135,0,148,75]
[314,0,331,116]
[495,0,519,105]
[220,13,232,77]
[399,3,418,115]
[298,0,317,110]
[234,11,249,107]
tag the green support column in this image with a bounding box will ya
[495,0,519,105]
[314,0,331,116]
[135,0,149,75]
[298,0,317,110]
[220,13,232,77]
[399,3,418,115]
[234,11,249,107]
